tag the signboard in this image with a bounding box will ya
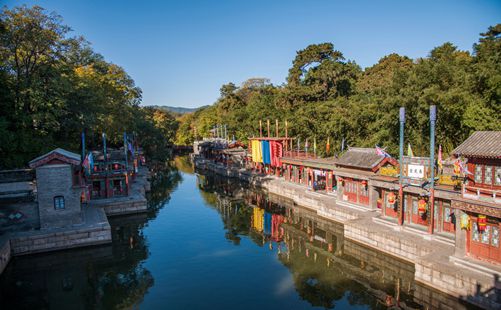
[408,164,425,179]
[402,156,431,186]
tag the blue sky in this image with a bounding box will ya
[4,0,501,108]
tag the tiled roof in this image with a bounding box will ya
[336,147,385,169]
[281,157,337,170]
[452,131,501,159]
[29,148,81,168]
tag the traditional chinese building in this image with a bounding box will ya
[87,148,135,200]
[335,147,397,209]
[28,148,85,229]
[451,131,501,264]
[281,153,338,193]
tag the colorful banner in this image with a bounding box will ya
[262,140,271,164]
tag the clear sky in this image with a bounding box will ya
[4,0,501,108]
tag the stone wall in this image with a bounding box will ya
[101,199,147,216]
[344,221,433,262]
[10,224,111,256]
[36,164,82,229]
[0,169,34,183]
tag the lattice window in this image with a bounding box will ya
[492,226,499,247]
[444,207,451,222]
[54,196,65,210]
[474,165,483,183]
[496,167,501,185]
[481,226,491,244]
[485,166,493,185]
[472,222,480,242]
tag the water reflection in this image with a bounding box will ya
[197,172,476,310]
[0,161,182,310]
[0,158,477,309]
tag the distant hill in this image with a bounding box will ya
[148,105,209,114]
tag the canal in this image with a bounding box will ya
[0,156,475,309]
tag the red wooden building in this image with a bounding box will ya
[335,147,397,209]
[452,131,501,264]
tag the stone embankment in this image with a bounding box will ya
[194,157,501,309]
[0,166,151,275]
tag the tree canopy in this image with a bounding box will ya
[178,30,501,157]
[0,5,178,168]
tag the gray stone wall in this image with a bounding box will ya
[36,164,82,229]
[10,225,111,255]
[102,199,147,216]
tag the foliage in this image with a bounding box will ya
[179,30,501,157]
[0,5,178,168]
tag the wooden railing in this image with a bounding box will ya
[283,151,317,159]
[462,184,501,204]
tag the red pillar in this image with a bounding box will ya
[428,188,435,234]
[398,186,404,225]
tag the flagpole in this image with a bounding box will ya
[81,131,86,162]
[123,131,128,171]
[429,105,437,235]
[285,120,288,151]
[398,108,405,226]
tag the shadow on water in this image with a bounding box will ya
[196,171,481,310]
[0,158,183,310]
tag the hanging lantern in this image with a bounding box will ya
[94,165,98,172]
[361,180,368,187]
[114,163,119,170]
[387,192,396,205]
[478,215,487,232]
[460,213,470,230]
[418,199,427,215]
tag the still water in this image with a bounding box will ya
[0,157,474,309]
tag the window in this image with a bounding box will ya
[495,167,501,185]
[360,183,368,196]
[412,199,418,214]
[472,222,480,242]
[443,207,451,222]
[481,226,491,244]
[492,226,499,247]
[485,166,493,185]
[54,196,65,210]
[474,165,483,183]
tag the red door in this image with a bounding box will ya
[358,182,369,206]
[345,179,357,203]
[384,190,398,218]
[411,197,429,227]
[468,220,500,263]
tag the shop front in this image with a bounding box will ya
[338,177,369,206]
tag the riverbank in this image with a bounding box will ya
[194,157,500,309]
[0,166,151,275]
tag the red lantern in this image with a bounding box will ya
[114,164,119,170]
[418,199,427,215]
[94,166,98,172]
[361,180,368,187]
[387,192,396,205]
[478,215,487,232]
